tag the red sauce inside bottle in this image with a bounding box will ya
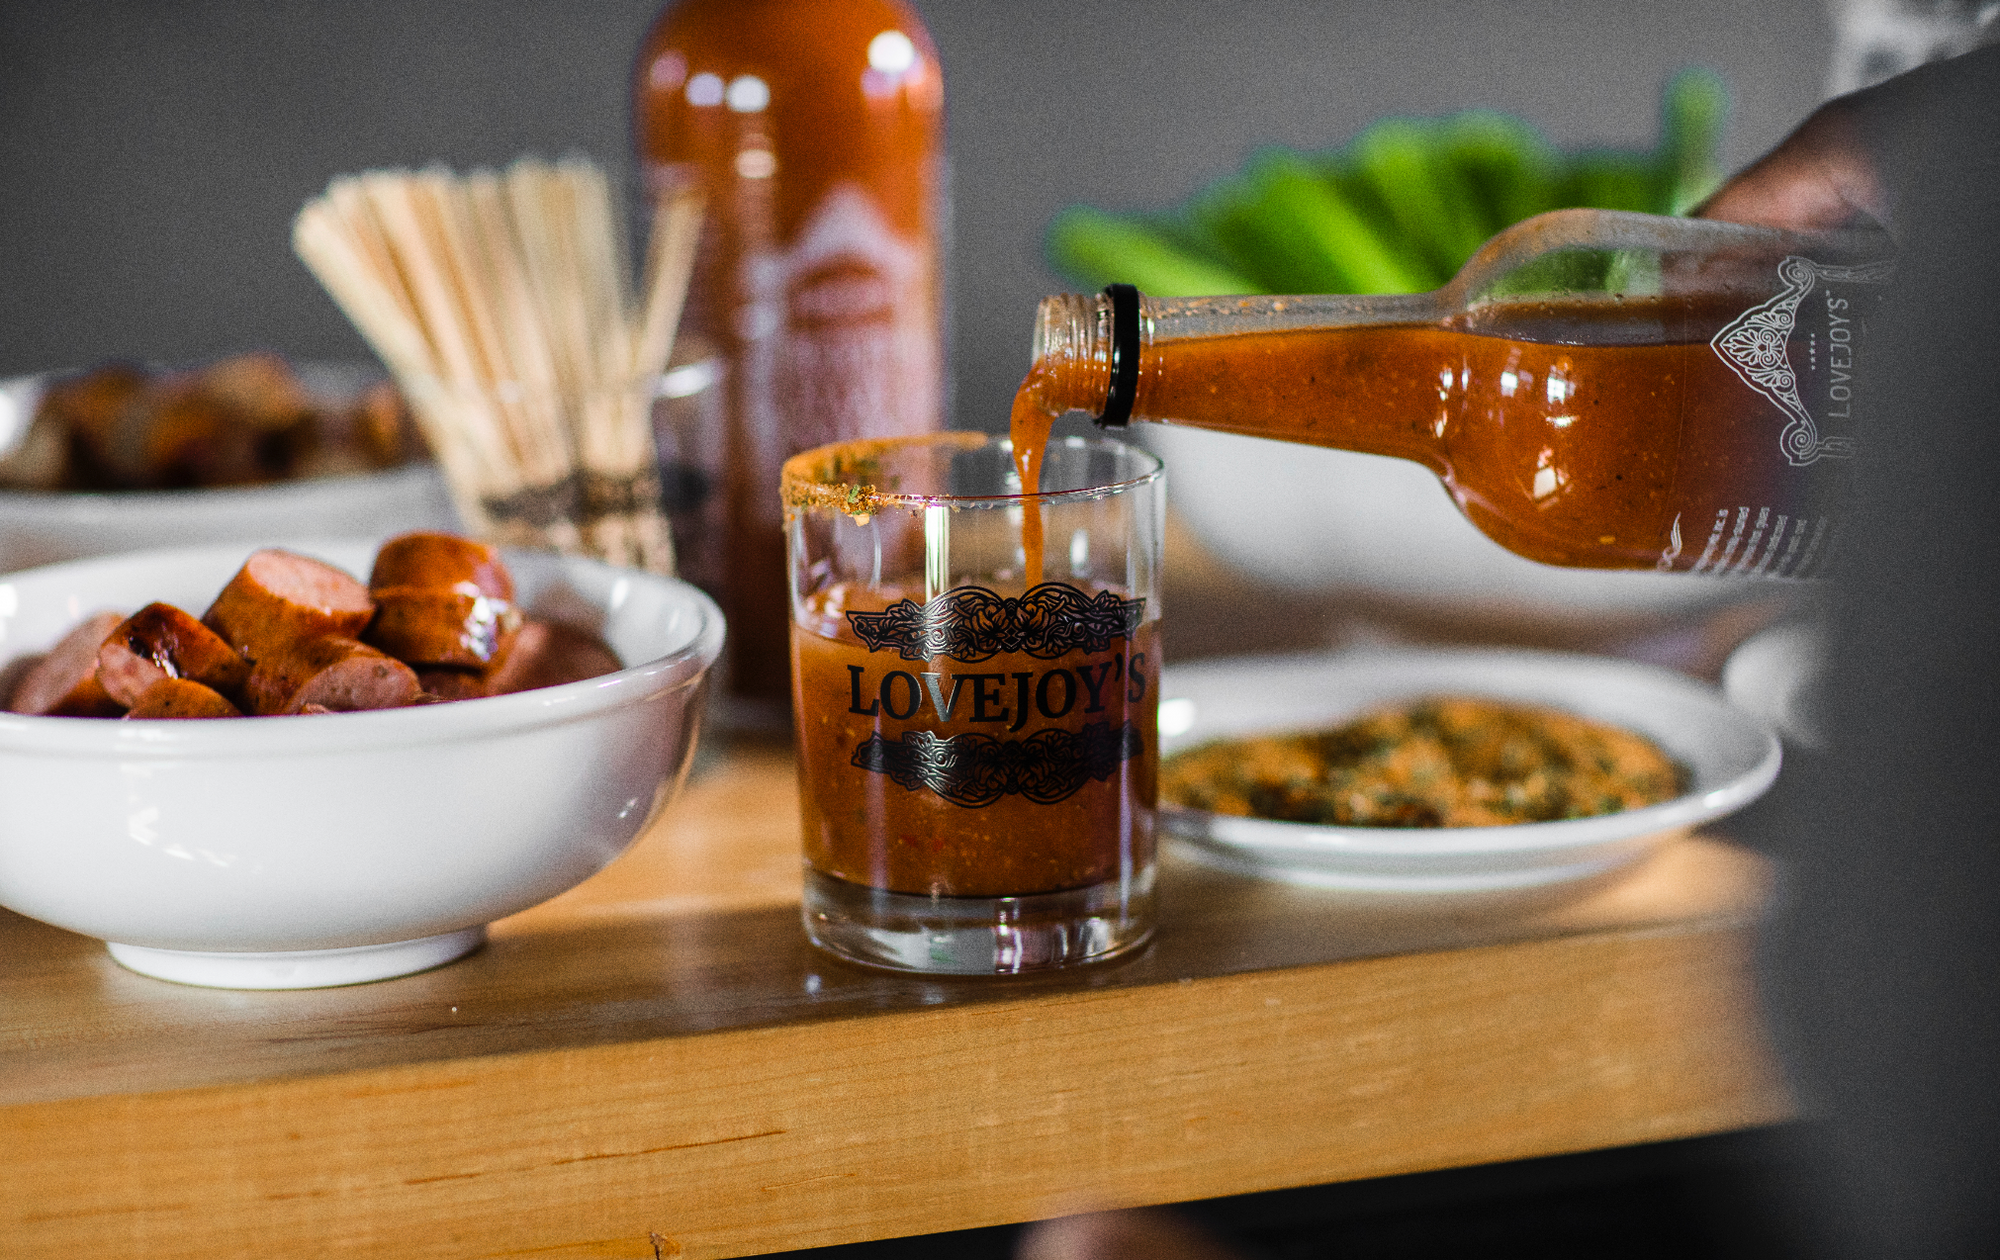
[1013,296,1854,578]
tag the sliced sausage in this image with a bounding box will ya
[4,611,126,717]
[197,352,317,432]
[364,586,521,669]
[97,602,252,707]
[368,533,514,601]
[243,636,420,716]
[345,379,422,470]
[416,668,492,702]
[203,549,374,664]
[38,364,149,490]
[123,678,244,720]
[486,620,622,696]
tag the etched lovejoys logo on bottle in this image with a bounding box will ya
[1709,254,1894,467]
[1659,253,1895,579]
[837,583,1148,808]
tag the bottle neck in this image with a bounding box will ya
[1029,289,1448,463]
[1026,292,1117,418]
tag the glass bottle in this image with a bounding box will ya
[1020,209,1893,579]
[634,0,945,712]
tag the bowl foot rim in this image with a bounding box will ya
[106,925,486,990]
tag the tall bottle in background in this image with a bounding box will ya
[635,0,946,715]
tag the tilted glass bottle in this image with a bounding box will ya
[635,0,945,708]
[1021,209,1893,578]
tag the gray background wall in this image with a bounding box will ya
[0,0,1833,426]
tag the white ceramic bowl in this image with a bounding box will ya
[1142,426,1760,622]
[1158,647,1781,892]
[0,466,461,575]
[0,539,723,987]
[0,370,460,575]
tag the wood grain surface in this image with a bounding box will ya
[1,736,1792,1258]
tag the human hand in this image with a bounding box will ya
[1694,99,1888,232]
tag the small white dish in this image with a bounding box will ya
[1158,648,1781,892]
[0,464,460,575]
[1722,620,1829,750]
[0,539,723,987]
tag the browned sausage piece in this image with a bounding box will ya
[203,549,374,664]
[486,620,622,696]
[364,586,522,669]
[4,611,126,717]
[416,668,492,703]
[368,533,514,601]
[244,636,420,716]
[123,678,244,720]
[97,602,252,707]
[37,365,149,490]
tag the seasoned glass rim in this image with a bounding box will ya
[780,431,1163,513]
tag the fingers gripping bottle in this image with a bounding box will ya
[635,0,945,714]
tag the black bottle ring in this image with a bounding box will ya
[1096,283,1140,428]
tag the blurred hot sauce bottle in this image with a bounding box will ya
[634,0,946,713]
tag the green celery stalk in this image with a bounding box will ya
[1437,109,1564,237]
[1182,179,1323,292]
[1346,117,1493,282]
[1240,151,1432,294]
[1560,150,1665,214]
[1313,155,1446,290]
[1044,206,1262,297]
[1041,69,1734,303]
[1658,67,1729,214]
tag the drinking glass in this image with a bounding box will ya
[782,432,1163,973]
